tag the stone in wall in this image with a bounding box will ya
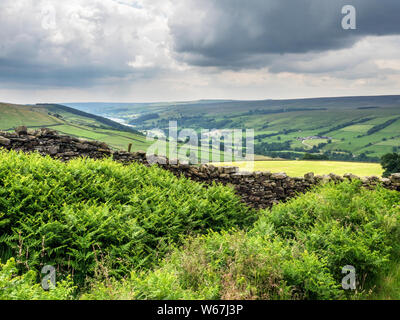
[1,127,399,210]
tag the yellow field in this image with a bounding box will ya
[214,160,383,177]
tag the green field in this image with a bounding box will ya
[215,160,383,177]
[79,96,400,162]
[0,102,152,152]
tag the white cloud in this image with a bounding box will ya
[0,0,174,86]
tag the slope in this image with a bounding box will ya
[0,102,151,151]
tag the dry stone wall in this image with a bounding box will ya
[1,126,400,209]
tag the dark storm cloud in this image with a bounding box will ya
[169,0,400,68]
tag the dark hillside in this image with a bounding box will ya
[35,104,142,135]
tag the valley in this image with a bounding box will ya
[65,95,400,163]
[2,96,400,177]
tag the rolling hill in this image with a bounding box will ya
[0,102,151,151]
[65,95,400,162]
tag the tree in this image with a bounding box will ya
[303,153,329,160]
[381,153,400,177]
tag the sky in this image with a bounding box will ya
[0,0,400,104]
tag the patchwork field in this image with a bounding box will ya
[72,96,400,162]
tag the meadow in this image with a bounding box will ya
[215,160,384,177]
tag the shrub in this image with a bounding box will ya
[254,181,400,289]
[2,149,400,300]
[89,181,400,300]
[281,248,341,300]
[84,231,344,300]
[300,220,391,285]
[0,258,75,300]
[381,153,400,177]
[0,150,255,285]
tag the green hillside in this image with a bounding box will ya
[0,150,253,298]
[71,95,400,162]
[0,102,151,152]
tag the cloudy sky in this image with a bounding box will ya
[1,0,400,104]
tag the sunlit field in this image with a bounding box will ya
[214,160,384,177]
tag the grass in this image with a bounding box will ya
[377,138,400,146]
[215,160,383,177]
[303,139,333,147]
[341,124,374,133]
[53,124,151,152]
[0,103,61,129]
[0,103,152,152]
